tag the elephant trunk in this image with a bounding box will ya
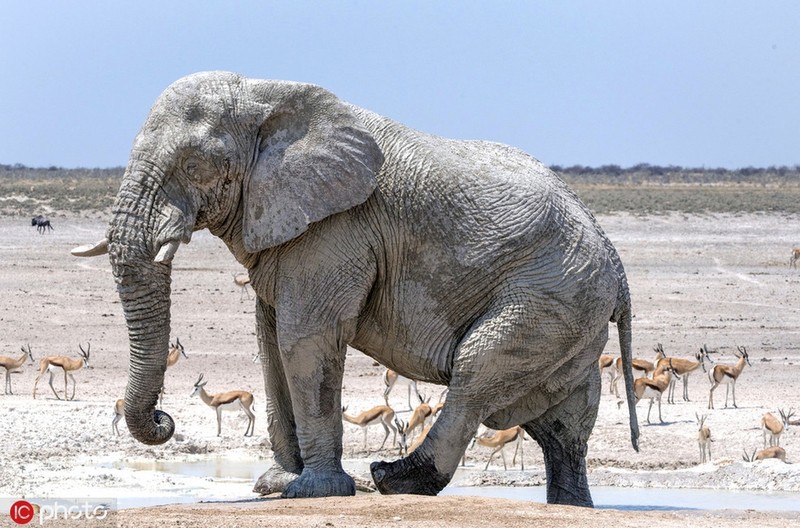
[109,169,178,445]
[119,265,175,445]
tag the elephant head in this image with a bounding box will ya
[73,71,383,444]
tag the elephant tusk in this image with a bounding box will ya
[71,239,109,257]
[154,240,180,263]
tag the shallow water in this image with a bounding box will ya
[105,458,800,512]
[441,485,800,512]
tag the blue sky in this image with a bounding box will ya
[2,1,798,169]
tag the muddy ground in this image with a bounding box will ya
[0,212,799,526]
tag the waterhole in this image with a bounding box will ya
[104,458,799,511]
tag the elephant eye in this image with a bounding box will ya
[184,160,198,176]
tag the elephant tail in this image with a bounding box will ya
[611,274,640,452]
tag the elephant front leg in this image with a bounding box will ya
[276,324,354,498]
[252,300,304,496]
[267,288,355,498]
[256,245,378,498]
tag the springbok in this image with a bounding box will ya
[743,446,787,463]
[629,359,679,424]
[112,398,125,436]
[612,356,656,398]
[707,346,751,409]
[158,338,188,407]
[0,344,34,394]
[32,343,91,400]
[233,272,252,301]
[472,426,525,470]
[382,368,421,410]
[342,404,398,450]
[166,338,187,368]
[399,394,433,442]
[696,413,712,463]
[653,343,708,403]
[761,408,795,448]
[190,374,256,436]
[428,389,447,419]
[598,354,616,394]
[395,417,431,456]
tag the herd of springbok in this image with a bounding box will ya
[0,343,92,400]
[342,369,525,469]
[2,335,793,469]
[342,370,524,469]
[601,342,794,465]
[343,340,794,469]
[113,339,257,438]
[0,338,258,439]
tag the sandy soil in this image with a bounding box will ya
[1,212,799,527]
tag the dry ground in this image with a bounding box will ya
[1,212,799,527]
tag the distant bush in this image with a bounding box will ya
[551,163,800,185]
[550,164,800,214]
[0,163,124,180]
[0,165,124,214]
[1,163,799,216]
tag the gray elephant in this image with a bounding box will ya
[73,71,639,507]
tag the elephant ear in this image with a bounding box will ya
[242,80,383,252]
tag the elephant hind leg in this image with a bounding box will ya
[373,296,607,499]
[522,367,600,508]
[372,303,535,495]
[523,422,592,507]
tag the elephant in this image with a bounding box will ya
[72,71,639,507]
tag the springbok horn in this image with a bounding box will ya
[154,240,180,263]
[71,239,109,257]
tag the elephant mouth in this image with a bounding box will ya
[153,206,196,260]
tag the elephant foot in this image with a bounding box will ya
[253,466,301,496]
[545,476,593,507]
[281,469,355,498]
[370,451,451,495]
